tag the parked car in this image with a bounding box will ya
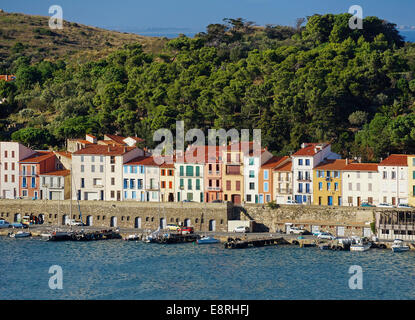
[286,199,298,205]
[317,232,336,240]
[312,231,322,237]
[377,203,394,208]
[361,202,375,207]
[10,222,28,229]
[166,224,180,231]
[289,227,306,234]
[397,203,411,208]
[179,226,194,234]
[0,219,10,229]
[66,219,83,226]
[211,200,223,203]
[234,226,250,233]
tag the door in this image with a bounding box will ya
[86,216,93,226]
[135,217,141,229]
[117,191,121,201]
[110,216,117,227]
[259,195,264,204]
[232,194,241,204]
[337,226,345,237]
[357,197,361,207]
[209,219,216,231]
[160,218,166,229]
[62,214,69,225]
[184,218,191,227]
[328,196,333,206]
[50,191,60,200]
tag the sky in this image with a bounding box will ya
[1,0,415,36]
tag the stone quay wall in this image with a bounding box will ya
[0,200,233,232]
[235,204,377,237]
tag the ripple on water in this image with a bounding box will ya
[0,238,414,300]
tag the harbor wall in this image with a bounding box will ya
[0,200,233,232]
[236,204,376,237]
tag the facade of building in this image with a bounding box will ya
[313,159,347,206]
[342,163,379,206]
[0,142,36,199]
[160,163,175,202]
[71,144,143,201]
[204,146,224,203]
[273,158,293,204]
[123,156,160,202]
[19,152,57,199]
[258,156,288,204]
[222,143,246,204]
[378,154,408,205]
[175,159,204,202]
[244,149,273,204]
[291,143,340,204]
[39,170,71,200]
[408,156,415,207]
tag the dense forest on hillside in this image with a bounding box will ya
[1,13,415,161]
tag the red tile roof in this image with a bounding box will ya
[125,156,159,166]
[261,156,288,169]
[379,154,408,167]
[19,152,55,163]
[314,159,348,170]
[54,151,72,159]
[126,136,144,143]
[292,143,329,157]
[342,163,378,171]
[73,145,135,155]
[41,170,70,176]
[104,134,126,145]
[273,159,292,172]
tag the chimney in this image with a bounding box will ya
[301,143,306,149]
[346,158,348,165]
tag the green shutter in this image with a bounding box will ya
[188,179,192,190]
[180,178,184,188]
[180,166,184,176]
[186,165,194,177]
[196,166,200,177]
[196,179,200,190]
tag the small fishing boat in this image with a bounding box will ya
[197,236,220,244]
[9,231,31,238]
[350,237,371,252]
[391,239,410,252]
[124,234,140,241]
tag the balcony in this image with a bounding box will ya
[207,187,221,191]
[297,178,311,182]
[93,184,104,188]
[277,188,292,194]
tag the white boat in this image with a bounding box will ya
[350,237,371,252]
[8,231,31,238]
[391,239,410,253]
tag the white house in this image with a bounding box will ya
[71,144,143,201]
[378,154,408,205]
[342,162,379,206]
[291,143,340,204]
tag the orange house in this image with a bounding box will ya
[19,152,57,199]
[258,156,290,203]
[160,162,175,202]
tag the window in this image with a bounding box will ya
[111,177,115,186]
[298,159,303,166]
[348,183,352,191]
[368,183,372,192]
[318,182,322,190]
[138,179,143,189]
[391,171,396,180]
[161,169,166,176]
[327,182,331,191]
[81,165,84,173]
[110,156,115,164]
[326,171,331,177]
[356,172,360,179]
[91,156,95,162]
[169,181,173,189]
[383,171,387,179]
[305,159,310,166]
[196,166,200,177]
[188,179,192,190]
[368,172,372,179]
[161,181,166,188]
[334,171,339,178]
[124,166,128,174]
[11,175,14,183]
[31,177,36,188]
[246,195,252,202]
[168,170,173,176]
[334,182,338,191]
[180,166,184,176]
[4,162,7,170]
[11,151,14,158]
[179,179,184,188]
[236,181,241,191]
[4,175,7,183]
[226,180,231,191]
[111,165,115,173]
[264,182,269,192]
[249,158,254,165]
[81,178,85,188]
[130,179,135,189]
[91,165,95,173]
[264,170,269,180]
[356,183,360,191]
[196,179,200,190]
[100,165,103,173]
[100,156,104,162]
[186,166,194,177]
[22,177,26,188]
[249,182,255,190]
[111,191,115,198]
[81,156,84,162]
[249,170,255,178]
[11,163,14,170]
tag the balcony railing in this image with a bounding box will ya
[207,187,221,191]
[277,189,292,194]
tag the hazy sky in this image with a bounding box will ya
[1,0,414,33]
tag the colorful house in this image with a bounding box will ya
[378,154,408,205]
[204,146,224,203]
[313,159,348,206]
[291,143,340,205]
[0,141,36,199]
[123,156,160,202]
[342,162,379,206]
[160,162,175,202]
[19,151,57,199]
[71,144,143,201]
[273,158,293,204]
[258,156,289,203]
[39,170,71,200]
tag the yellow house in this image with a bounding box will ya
[313,159,347,206]
[408,156,415,206]
[222,143,245,204]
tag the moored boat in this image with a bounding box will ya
[350,237,371,252]
[197,236,220,244]
[391,239,410,252]
[9,231,31,238]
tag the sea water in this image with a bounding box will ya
[0,237,414,300]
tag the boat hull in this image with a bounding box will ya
[350,245,371,252]
[392,246,410,252]
[197,237,220,244]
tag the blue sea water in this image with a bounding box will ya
[0,237,414,300]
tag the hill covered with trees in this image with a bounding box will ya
[1,12,415,162]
